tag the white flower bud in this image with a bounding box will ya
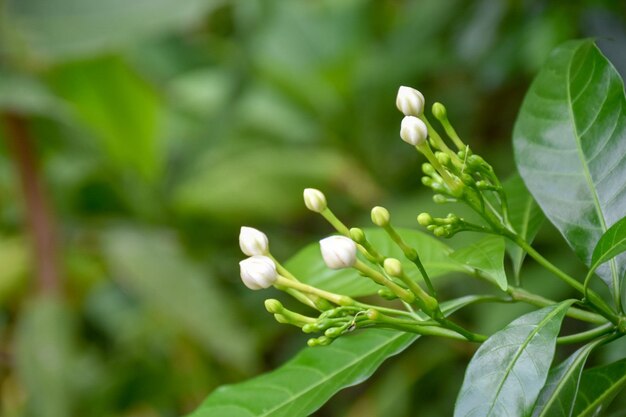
[303,188,327,213]
[371,206,390,227]
[239,226,269,256]
[239,255,277,290]
[319,236,357,270]
[396,86,425,116]
[400,116,428,146]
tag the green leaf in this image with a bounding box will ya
[48,56,162,180]
[590,216,626,274]
[573,357,626,417]
[1,0,224,62]
[102,228,256,372]
[531,337,605,417]
[503,174,545,278]
[451,235,508,291]
[513,39,626,297]
[285,228,464,297]
[454,300,574,417]
[189,296,482,417]
[0,70,69,117]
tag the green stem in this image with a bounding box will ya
[353,260,415,303]
[510,235,618,324]
[556,323,615,344]
[275,276,353,306]
[270,255,332,310]
[507,286,607,324]
[320,208,351,236]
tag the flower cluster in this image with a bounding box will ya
[235,86,517,347]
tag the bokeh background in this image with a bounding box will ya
[1,1,626,416]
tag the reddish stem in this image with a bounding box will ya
[2,113,60,294]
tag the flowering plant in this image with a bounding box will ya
[190,39,626,417]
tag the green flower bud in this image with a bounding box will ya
[383,258,403,277]
[377,287,398,300]
[264,299,283,314]
[274,314,290,324]
[371,206,391,227]
[432,102,447,120]
[422,176,434,187]
[417,212,433,226]
[302,323,318,334]
[422,163,436,176]
[366,309,380,320]
[303,188,327,213]
[434,226,448,237]
[432,194,449,204]
[435,151,451,167]
[324,326,345,338]
[349,227,366,244]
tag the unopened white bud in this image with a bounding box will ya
[319,236,357,270]
[239,226,269,256]
[400,116,428,146]
[371,206,390,227]
[239,256,277,290]
[396,86,425,116]
[303,188,327,213]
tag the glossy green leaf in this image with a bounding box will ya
[285,228,464,297]
[573,357,626,417]
[451,235,508,291]
[590,216,626,274]
[48,56,162,180]
[513,39,626,296]
[454,301,573,417]
[531,337,605,417]
[102,228,256,372]
[1,0,224,62]
[503,173,545,278]
[189,296,482,417]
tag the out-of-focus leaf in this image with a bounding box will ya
[590,216,626,274]
[0,235,29,304]
[1,0,225,62]
[531,337,605,417]
[102,228,256,372]
[454,301,573,417]
[168,69,234,119]
[188,296,482,417]
[14,295,75,417]
[285,228,464,297]
[513,39,626,298]
[172,146,380,221]
[451,235,507,291]
[48,56,162,180]
[0,71,68,117]
[573,357,626,417]
[503,173,545,278]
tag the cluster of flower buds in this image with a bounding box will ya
[395,86,511,235]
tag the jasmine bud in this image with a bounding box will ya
[349,227,366,244]
[319,236,357,269]
[396,86,425,116]
[239,255,278,290]
[264,299,283,314]
[400,116,428,146]
[371,206,390,227]
[417,213,433,226]
[383,258,403,277]
[432,102,446,120]
[422,163,436,176]
[432,194,449,204]
[239,226,269,256]
[303,188,327,213]
[434,227,448,237]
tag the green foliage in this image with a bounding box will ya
[450,235,507,291]
[590,216,626,275]
[513,39,626,300]
[454,301,573,417]
[573,358,626,417]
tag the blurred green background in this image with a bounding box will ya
[1,1,625,416]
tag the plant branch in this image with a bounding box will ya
[2,113,61,294]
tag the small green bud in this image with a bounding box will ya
[460,173,475,185]
[422,163,436,176]
[422,176,434,187]
[302,323,318,333]
[264,299,283,314]
[417,212,433,226]
[366,309,380,320]
[431,182,447,193]
[422,294,439,313]
[377,287,398,300]
[383,258,403,277]
[432,102,447,120]
[433,226,447,237]
[371,206,391,227]
[324,326,344,338]
[435,152,451,167]
[457,149,466,159]
[349,227,366,244]
[467,154,487,169]
[307,338,318,347]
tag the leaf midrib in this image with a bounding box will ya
[578,371,626,417]
[565,42,620,299]
[485,304,567,416]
